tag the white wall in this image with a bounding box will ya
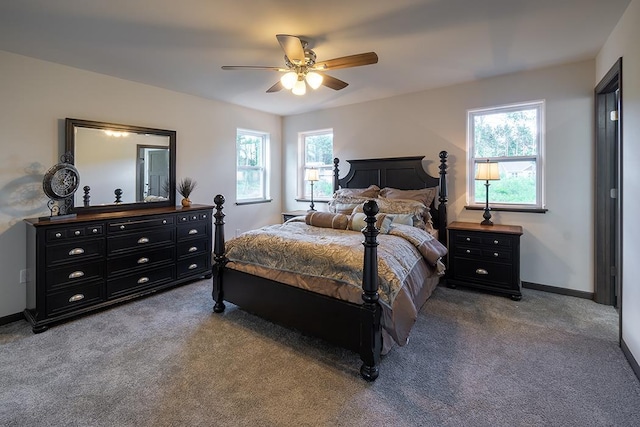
[596,0,640,369]
[284,60,595,293]
[0,50,282,318]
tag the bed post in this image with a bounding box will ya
[333,157,340,192]
[360,200,382,381]
[212,194,227,313]
[438,151,449,245]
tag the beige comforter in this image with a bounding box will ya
[224,221,447,352]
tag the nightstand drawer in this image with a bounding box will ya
[482,236,512,248]
[456,246,482,257]
[455,234,483,245]
[453,258,514,289]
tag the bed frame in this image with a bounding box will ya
[211,153,448,381]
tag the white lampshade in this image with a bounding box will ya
[280,72,297,90]
[292,79,306,96]
[305,168,320,182]
[475,161,501,181]
[305,72,323,90]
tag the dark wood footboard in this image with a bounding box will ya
[211,195,383,381]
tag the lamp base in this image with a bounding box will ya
[481,208,493,226]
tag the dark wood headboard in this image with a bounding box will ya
[332,152,449,244]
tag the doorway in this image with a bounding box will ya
[594,58,622,314]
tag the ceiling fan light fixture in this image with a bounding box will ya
[305,72,323,90]
[280,71,297,90]
[292,79,306,95]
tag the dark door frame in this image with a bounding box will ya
[594,57,622,334]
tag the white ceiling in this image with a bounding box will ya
[0,0,631,116]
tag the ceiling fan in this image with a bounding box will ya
[221,34,378,95]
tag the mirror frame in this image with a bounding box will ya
[65,118,177,214]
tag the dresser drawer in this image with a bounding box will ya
[177,253,210,278]
[106,265,175,298]
[107,228,175,254]
[452,258,514,289]
[455,233,482,245]
[46,260,105,291]
[47,281,105,316]
[108,246,175,276]
[108,216,174,233]
[177,222,207,240]
[177,238,208,258]
[46,239,105,266]
[481,235,512,248]
[46,224,104,242]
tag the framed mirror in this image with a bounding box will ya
[65,118,176,213]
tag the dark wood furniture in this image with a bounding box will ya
[24,205,213,333]
[447,221,523,300]
[212,153,448,381]
[282,210,307,222]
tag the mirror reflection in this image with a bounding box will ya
[66,118,176,212]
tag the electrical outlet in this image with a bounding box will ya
[20,269,27,284]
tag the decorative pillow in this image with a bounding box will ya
[348,212,393,234]
[352,198,430,229]
[333,185,380,198]
[305,211,349,230]
[379,187,438,208]
[327,195,371,215]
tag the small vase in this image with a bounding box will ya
[181,198,191,207]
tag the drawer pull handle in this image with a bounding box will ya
[182,217,188,222]
[68,271,84,279]
[466,237,471,241]
[120,225,126,230]
[138,237,150,244]
[188,263,198,270]
[55,232,62,238]
[494,240,499,244]
[494,252,499,257]
[163,220,167,224]
[69,294,85,302]
[475,268,488,275]
[69,248,85,255]
[188,246,198,253]
[202,214,207,218]
[192,216,197,220]
[466,249,471,254]
[137,277,149,284]
[74,230,81,236]
[137,257,149,264]
[188,229,198,235]
[92,228,99,233]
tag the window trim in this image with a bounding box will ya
[299,128,334,201]
[467,100,545,211]
[236,128,269,203]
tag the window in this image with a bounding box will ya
[236,129,269,202]
[468,101,544,210]
[300,129,334,200]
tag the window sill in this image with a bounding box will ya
[465,205,548,214]
[235,199,272,206]
[295,198,329,204]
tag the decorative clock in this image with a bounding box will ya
[42,152,79,219]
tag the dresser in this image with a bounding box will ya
[447,221,523,300]
[24,205,213,332]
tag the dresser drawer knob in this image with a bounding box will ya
[188,229,198,235]
[55,232,62,238]
[466,237,471,241]
[192,215,197,220]
[137,257,149,264]
[68,271,85,279]
[137,237,150,244]
[69,248,85,255]
[494,252,499,257]
[475,268,488,275]
[188,263,198,270]
[188,246,198,253]
[137,277,150,284]
[74,230,81,236]
[92,228,99,233]
[69,294,85,302]
[120,225,126,230]
[163,220,167,224]
[494,240,499,244]
[466,249,471,254]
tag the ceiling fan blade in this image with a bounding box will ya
[266,81,284,93]
[316,52,378,70]
[221,65,284,71]
[321,74,349,91]
[276,34,305,65]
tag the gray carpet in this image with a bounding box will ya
[1,280,639,427]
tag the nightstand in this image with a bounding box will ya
[282,210,307,222]
[447,221,523,300]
